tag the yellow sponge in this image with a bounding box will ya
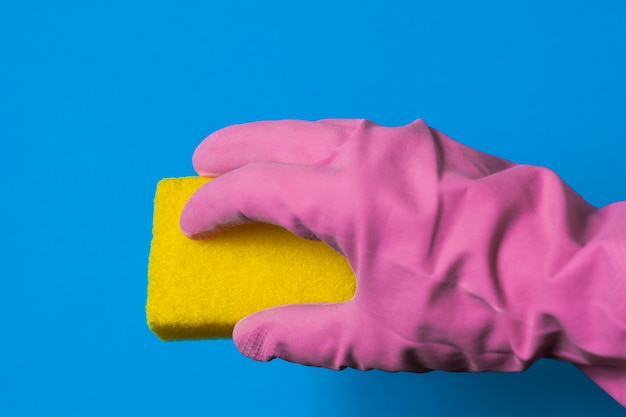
[147,177,356,340]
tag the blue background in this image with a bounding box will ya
[3,1,625,415]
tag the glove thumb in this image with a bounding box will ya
[233,302,352,369]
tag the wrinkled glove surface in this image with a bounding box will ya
[181,119,625,406]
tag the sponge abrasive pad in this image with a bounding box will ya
[147,177,356,340]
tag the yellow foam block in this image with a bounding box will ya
[147,177,356,340]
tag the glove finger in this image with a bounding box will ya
[180,162,332,240]
[233,303,354,370]
[316,118,365,128]
[192,119,358,176]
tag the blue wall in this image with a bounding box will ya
[3,1,625,415]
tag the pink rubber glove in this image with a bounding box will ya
[181,119,625,406]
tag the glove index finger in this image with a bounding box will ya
[192,119,355,176]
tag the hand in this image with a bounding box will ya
[181,119,625,405]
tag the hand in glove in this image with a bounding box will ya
[181,119,626,406]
